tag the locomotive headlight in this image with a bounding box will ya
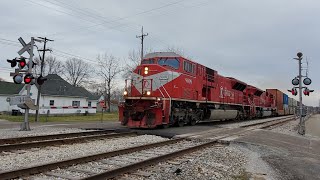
[157,97,161,101]
[144,67,149,75]
[146,91,151,96]
[123,90,128,96]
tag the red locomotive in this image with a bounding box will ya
[119,52,289,128]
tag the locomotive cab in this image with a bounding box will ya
[119,52,183,128]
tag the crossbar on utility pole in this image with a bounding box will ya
[136,26,148,61]
[35,37,53,122]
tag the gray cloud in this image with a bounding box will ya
[0,0,319,106]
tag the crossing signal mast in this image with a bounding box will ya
[6,37,48,131]
[289,52,314,135]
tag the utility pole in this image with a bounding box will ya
[136,26,148,61]
[35,37,53,122]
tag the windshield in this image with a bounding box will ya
[158,58,179,69]
[141,58,155,64]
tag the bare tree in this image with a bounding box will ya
[122,48,153,78]
[63,58,91,87]
[97,53,123,112]
[33,55,63,76]
[46,56,64,75]
[165,46,186,56]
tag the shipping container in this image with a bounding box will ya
[288,97,293,107]
[283,104,289,115]
[278,110,285,116]
[292,99,298,107]
[266,89,284,113]
[283,93,289,105]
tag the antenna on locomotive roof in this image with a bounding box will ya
[136,26,149,61]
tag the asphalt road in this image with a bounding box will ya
[235,130,320,180]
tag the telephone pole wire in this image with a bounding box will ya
[35,37,54,122]
[136,26,148,61]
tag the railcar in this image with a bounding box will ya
[119,52,291,128]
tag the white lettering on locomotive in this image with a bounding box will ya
[185,78,192,84]
[220,86,235,99]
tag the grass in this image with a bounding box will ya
[0,112,119,123]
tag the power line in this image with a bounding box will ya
[52,49,98,63]
[46,0,188,36]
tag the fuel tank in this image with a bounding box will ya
[207,109,238,121]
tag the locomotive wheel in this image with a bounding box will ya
[178,120,184,127]
[160,124,169,129]
[189,119,197,126]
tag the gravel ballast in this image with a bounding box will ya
[0,126,92,139]
[0,134,167,171]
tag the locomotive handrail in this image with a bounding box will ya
[157,77,172,118]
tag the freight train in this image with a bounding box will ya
[119,52,297,128]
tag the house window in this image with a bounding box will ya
[49,100,54,106]
[72,101,80,107]
[88,101,92,107]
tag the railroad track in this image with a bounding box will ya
[0,115,296,180]
[239,115,295,129]
[0,131,136,152]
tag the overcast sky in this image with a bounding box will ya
[0,0,319,106]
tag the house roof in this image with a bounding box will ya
[0,81,24,95]
[39,74,99,100]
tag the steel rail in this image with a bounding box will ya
[0,138,184,179]
[239,116,294,128]
[0,132,136,152]
[82,141,221,180]
[260,118,296,129]
[0,129,116,145]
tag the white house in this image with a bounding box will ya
[0,74,99,115]
[0,81,24,112]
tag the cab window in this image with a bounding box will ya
[158,58,179,69]
[141,58,155,64]
[183,61,195,73]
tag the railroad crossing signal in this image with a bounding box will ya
[13,74,23,84]
[303,88,314,96]
[24,73,34,84]
[7,58,17,67]
[37,75,47,85]
[288,88,298,96]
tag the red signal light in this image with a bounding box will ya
[18,57,27,69]
[24,73,34,84]
[20,61,26,67]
